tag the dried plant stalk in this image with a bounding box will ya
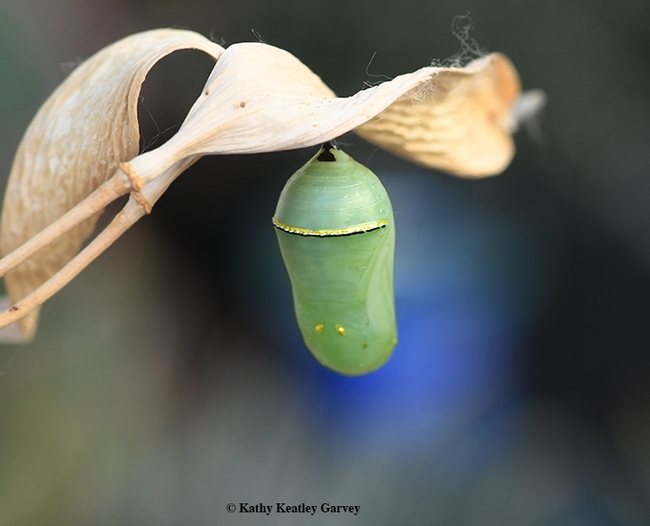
[0,29,530,340]
[0,29,224,338]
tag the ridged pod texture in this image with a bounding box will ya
[0,29,224,338]
[0,28,526,340]
[274,146,397,375]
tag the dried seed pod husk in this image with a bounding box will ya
[356,53,521,177]
[0,29,224,338]
[0,31,526,340]
[123,44,521,188]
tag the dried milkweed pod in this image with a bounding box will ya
[0,29,225,339]
[0,28,534,342]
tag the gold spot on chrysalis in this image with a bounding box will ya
[315,324,323,335]
[362,342,368,348]
[335,325,345,336]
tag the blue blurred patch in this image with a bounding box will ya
[233,166,560,454]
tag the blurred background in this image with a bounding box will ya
[1,0,650,524]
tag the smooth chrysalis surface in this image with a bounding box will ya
[273,144,397,375]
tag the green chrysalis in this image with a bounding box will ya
[273,143,397,375]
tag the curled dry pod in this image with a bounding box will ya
[0,28,531,342]
[273,144,397,375]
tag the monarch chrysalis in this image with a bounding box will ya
[273,143,397,375]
